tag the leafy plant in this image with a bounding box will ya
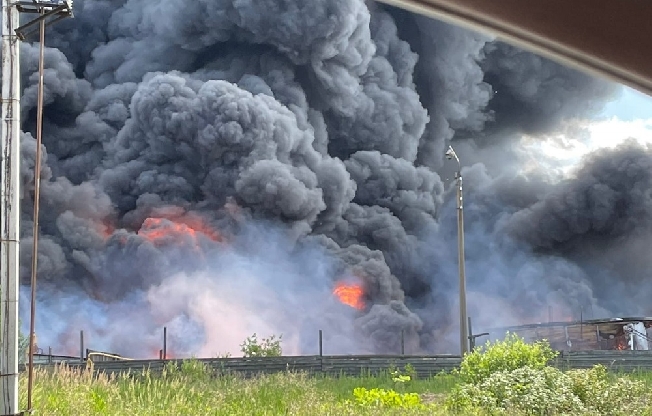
[404,363,417,380]
[446,365,584,415]
[240,333,283,357]
[566,365,648,414]
[447,335,649,415]
[457,332,557,384]
[447,364,649,415]
[18,327,30,365]
[351,387,424,409]
[390,367,412,384]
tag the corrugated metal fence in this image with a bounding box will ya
[23,350,652,377]
[38,355,461,378]
[553,350,652,371]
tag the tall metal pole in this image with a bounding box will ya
[0,0,21,412]
[446,146,468,356]
[27,10,46,411]
[456,170,468,356]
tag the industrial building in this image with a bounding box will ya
[489,317,652,352]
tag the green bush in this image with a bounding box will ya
[566,365,648,414]
[458,333,557,384]
[446,366,584,415]
[240,333,283,357]
[351,387,424,409]
[447,364,650,415]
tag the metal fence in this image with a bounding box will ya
[22,350,652,377]
[553,350,652,371]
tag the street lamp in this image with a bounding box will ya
[446,145,468,356]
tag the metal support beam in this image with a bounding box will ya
[0,0,21,412]
[14,1,73,40]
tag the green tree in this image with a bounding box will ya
[240,333,282,357]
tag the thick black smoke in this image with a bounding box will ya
[7,0,630,356]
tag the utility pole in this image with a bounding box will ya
[446,145,468,356]
[0,0,22,412]
[0,2,73,413]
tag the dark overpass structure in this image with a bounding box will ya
[378,0,652,96]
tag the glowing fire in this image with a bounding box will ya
[150,347,175,359]
[138,217,222,244]
[614,337,629,350]
[333,281,365,310]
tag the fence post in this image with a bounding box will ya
[163,327,167,360]
[318,329,323,357]
[80,330,84,362]
[401,330,405,355]
[468,316,474,351]
[319,329,324,374]
[48,346,52,364]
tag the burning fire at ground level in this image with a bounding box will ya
[75,215,373,358]
[135,217,368,311]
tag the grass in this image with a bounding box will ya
[18,363,457,416]
[16,361,652,415]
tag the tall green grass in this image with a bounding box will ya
[17,360,652,415]
[18,362,456,415]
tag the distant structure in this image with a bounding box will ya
[489,317,652,351]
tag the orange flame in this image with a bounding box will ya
[614,337,629,350]
[150,347,176,360]
[333,281,365,310]
[138,217,222,245]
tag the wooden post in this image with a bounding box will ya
[468,317,474,350]
[48,346,52,364]
[80,330,84,362]
[159,349,163,360]
[318,330,323,357]
[163,327,167,360]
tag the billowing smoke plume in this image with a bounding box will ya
[6,0,636,357]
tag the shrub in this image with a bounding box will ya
[446,366,585,415]
[458,332,557,384]
[240,333,283,357]
[351,387,424,409]
[448,360,649,415]
[566,365,648,414]
[388,364,414,384]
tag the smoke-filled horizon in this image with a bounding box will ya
[6,0,649,357]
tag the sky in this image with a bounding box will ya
[519,85,652,173]
[600,86,652,121]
